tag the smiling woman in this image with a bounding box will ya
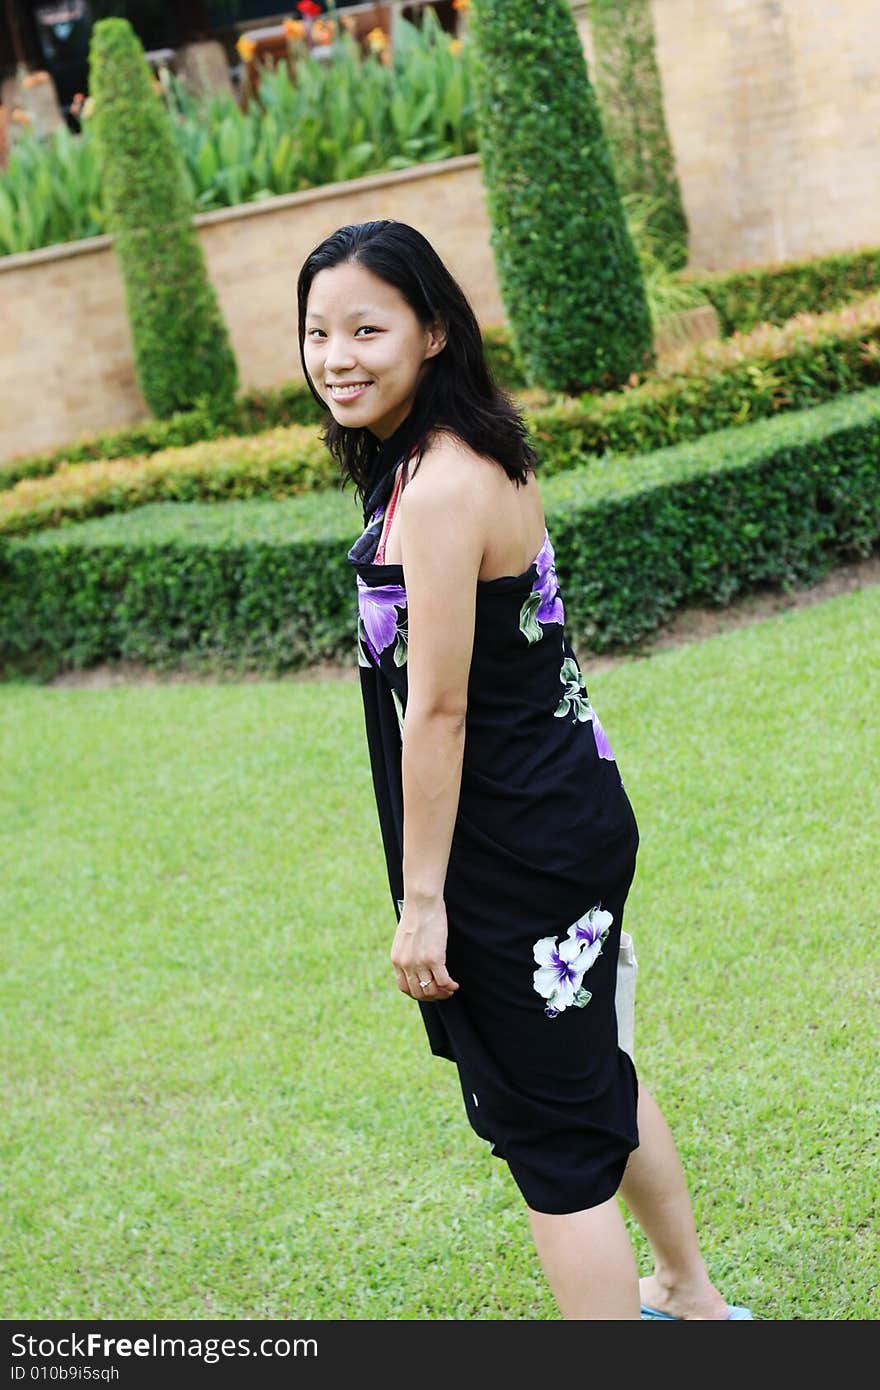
[303,260,447,442]
[294,219,751,1322]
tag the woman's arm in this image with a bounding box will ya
[390,441,487,1000]
[400,705,467,903]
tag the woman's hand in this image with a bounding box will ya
[391,895,460,1002]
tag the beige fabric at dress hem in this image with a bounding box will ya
[616,931,638,1061]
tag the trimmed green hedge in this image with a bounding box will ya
[470,0,654,391]
[89,18,239,417]
[527,292,880,469]
[0,385,321,488]
[2,389,877,681]
[0,327,520,487]
[688,244,880,337]
[544,389,880,647]
[0,425,329,537]
[5,294,880,536]
[4,254,878,485]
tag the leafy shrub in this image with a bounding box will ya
[2,388,877,680]
[588,0,689,270]
[174,10,476,206]
[0,124,104,255]
[687,245,880,336]
[621,192,708,331]
[469,0,654,392]
[5,292,880,532]
[0,11,476,256]
[89,18,239,418]
[0,384,319,487]
[0,425,329,536]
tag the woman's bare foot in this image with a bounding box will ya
[639,1272,732,1320]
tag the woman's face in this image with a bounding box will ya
[303,260,446,440]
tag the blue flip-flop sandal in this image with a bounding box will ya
[641,1302,754,1320]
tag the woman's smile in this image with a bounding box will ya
[328,381,373,401]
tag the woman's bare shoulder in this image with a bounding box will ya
[408,428,507,507]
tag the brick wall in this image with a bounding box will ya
[648,0,880,268]
[0,156,503,461]
[2,2,879,459]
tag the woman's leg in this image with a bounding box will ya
[619,1082,730,1319]
[527,1194,641,1319]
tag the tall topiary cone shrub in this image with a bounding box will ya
[469,0,654,394]
[88,18,238,418]
[588,0,689,272]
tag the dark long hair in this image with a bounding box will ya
[295,220,538,518]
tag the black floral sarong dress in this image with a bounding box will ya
[347,416,641,1215]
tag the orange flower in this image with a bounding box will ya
[449,38,463,56]
[311,18,334,44]
[283,17,305,40]
[236,35,256,62]
[366,25,388,52]
[10,107,32,124]
[22,70,50,89]
[452,0,470,10]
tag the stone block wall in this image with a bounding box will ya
[2,1,879,458]
[646,0,880,268]
[0,156,503,460]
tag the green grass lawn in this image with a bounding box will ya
[2,583,877,1320]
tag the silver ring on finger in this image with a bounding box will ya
[418,978,432,989]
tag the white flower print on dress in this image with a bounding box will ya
[566,904,613,971]
[533,903,614,1018]
[554,655,593,723]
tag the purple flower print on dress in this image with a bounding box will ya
[566,904,613,973]
[519,533,565,644]
[533,933,594,1018]
[356,574,408,667]
[590,709,615,760]
[535,535,564,624]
